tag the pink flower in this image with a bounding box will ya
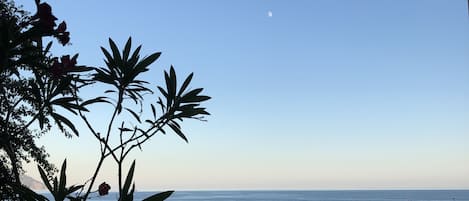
[98,182,111,196]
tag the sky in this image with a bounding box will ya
[16,0,469,190]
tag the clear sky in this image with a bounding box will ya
[17,0,469,190]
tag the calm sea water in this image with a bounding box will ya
[43,190,469,201]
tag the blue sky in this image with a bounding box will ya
[18,0,469,190]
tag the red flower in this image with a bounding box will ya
[49,55,77,78]
[56,21,66,32]
[50,58,63,78]
[60,55,77,70]
[98,182,111,196]
[56,21,70,45]
[32,3,57,32]
[57,31,70,45]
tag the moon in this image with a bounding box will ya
[268,11,273,17]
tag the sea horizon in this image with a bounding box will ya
[35,188,469,193]
[41,189,469,201]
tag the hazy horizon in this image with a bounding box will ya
[15,0,469,191]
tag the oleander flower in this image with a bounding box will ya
[56,21,70,45]
[50,55,77,78]
[61,55,76,70]
[98,182,111,196]
[31,3,57,32]
[56,21,66,32]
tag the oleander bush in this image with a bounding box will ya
[0,0,210,200]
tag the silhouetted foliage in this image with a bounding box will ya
[1,0,210,200]
[74,37,210,201]
[0,0,90,199]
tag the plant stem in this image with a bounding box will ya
[82,153,105,200]
[118,160,123,197]
[82,91,122,200]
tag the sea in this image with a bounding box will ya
[42,190,469,201]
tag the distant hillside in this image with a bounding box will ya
[20,174,45,190]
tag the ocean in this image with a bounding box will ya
[42,190,469,201]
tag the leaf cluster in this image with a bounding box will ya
[119,161,174,201]
[38,160,83,201]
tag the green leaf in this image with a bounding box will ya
[169,66,177,99]
[180,88,203,103]
[68,65,94,73]
[125,108,141,123]
[101,46,114,66]
[178,73,193,97]
[56,159,67,200]
[145,119,154,125]
[129,183,135,198]
[164,66,177,108]
[184,95,211,103]
[122,160,136,196]
[142,191,174,201]
[80,96,111,107]
[66,185,84,195]
[150,104,157,118]
[123,37,132,61]
[164,71,173,107]
[44,41,53,53]
[51,112,79,136]
[175,108,210,119]
[119,127,134,132]
[157,86,168,98]
[176,103,199,111]
[52,100,89,114]
[53,177,58,194]
[104,90,116,93]
[38,165,53,193]
[168,122,188,143]
[109,38,122,66]
[136,52,161,70]
[128,45,142,67]
[157,97,165,112]
[58,159,67,196]
[50,97,77,105]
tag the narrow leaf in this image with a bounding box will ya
[51,113,79,136]
[148,105,155,119]
[109,38,122,65]
[101,46,114,66]
[136,52,161,69]
[122,160,136,195]
[81,97,111,107]
[58,159,67,196]
[142,191,174,201]
[119,127,134,132]
[157,86,168,98]
[125,108,141,123]
[178,73,193,97]
[123,37,132,61]
[66,185,84,195]
[38,165,53,193]
[168,123,188,143]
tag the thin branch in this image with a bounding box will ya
[122,118,169,159]
[103,116,167,158]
